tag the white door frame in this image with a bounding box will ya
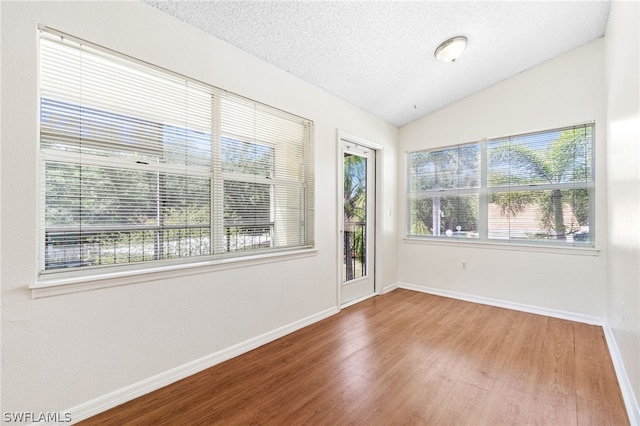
[337,130,384,308]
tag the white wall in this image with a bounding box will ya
[0,1,398,416]
[398,38,607,317]
[605,0,640,418]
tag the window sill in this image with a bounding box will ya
[31,248,318,299]
[402,237,600,256]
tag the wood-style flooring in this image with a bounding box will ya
[80,289,629,425]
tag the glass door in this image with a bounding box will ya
[340,140,375,305]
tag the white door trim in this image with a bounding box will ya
[336,130,384,308]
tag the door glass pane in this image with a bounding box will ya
[343,153,367,283]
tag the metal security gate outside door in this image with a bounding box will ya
[339,139,375,305]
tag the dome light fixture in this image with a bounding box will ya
[434,36,468,63]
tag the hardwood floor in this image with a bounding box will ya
[80,289,629,425]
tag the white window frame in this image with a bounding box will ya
[34,26,315,294]
[406,123,596,250]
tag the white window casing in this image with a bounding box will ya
[37,26,315,285]
[406,123,595,248]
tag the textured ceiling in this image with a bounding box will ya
[143,1,610,127]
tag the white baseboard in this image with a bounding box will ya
[339,281,399,309]
[399,282,639,425]
[398,282,603,325]
[341,292,377,309]
[380,281,399,295]
[64,306,339,425]
[602,321,640,426]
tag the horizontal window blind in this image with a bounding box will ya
[407,124,594,245]
[408,143,480,237]
[487,126,592,188]
[39,27,314,275]
[408,143,480,192]
[486,125,592,242]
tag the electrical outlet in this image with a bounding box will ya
[461,261,467,271]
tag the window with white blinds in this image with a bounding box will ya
[407,124,594,246]
[39,27,314,275]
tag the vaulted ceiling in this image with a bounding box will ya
[143,1,610,127]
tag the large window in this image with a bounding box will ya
[407,124,594,246]
[39,28,314,275]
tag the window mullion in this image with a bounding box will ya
[155,172,163,261]
[211,95,224,255]
[479,140,488,239]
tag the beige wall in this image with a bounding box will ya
[0,1,398,415]
[398,38,607,317]
[605,0,640,419]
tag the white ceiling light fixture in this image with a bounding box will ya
[434,36,468,62]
